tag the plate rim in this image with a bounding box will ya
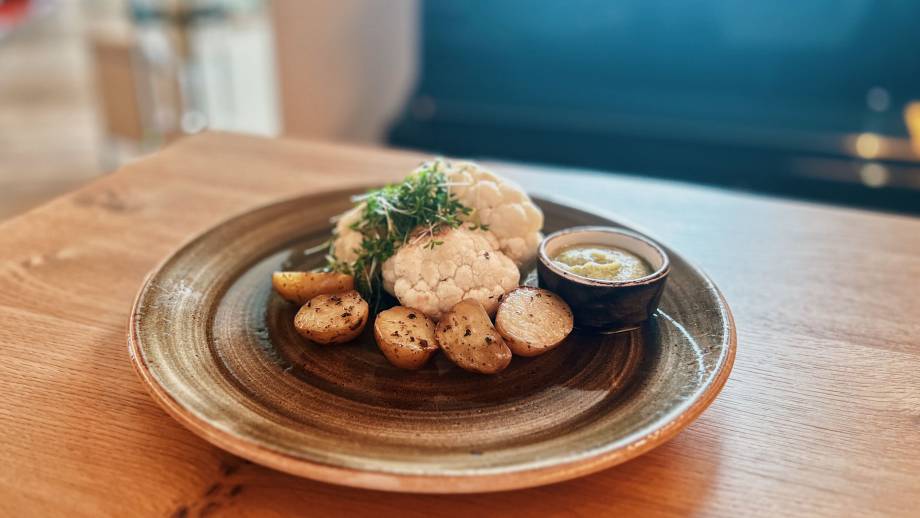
[127,187,737,493]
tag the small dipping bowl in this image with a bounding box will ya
[537,226,671,332]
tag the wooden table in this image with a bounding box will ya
[1,133,917,517]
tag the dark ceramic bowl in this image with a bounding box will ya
[537,226,671,332]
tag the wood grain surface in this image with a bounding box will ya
[1,132,918,516]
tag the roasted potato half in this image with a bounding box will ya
[436,299,512,374]
[374,306,439,370]
[495,287,573,357]
[294,290,368,344]
[272,271,354,305]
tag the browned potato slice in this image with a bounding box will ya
[435,299,512,374]
[294,290,368,344]
[374,306,439,370]
[272,271,354,305]
[496,287,573,357]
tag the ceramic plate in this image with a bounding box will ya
[128,188,735,493]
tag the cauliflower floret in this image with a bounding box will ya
[332,205,363,264]
[381,227,519,319]
[436,159,544,267]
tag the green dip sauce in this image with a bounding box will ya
[553,245,651,281]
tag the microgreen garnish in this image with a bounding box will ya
[327,161,471,307]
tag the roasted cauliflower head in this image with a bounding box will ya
[330,158,541,319]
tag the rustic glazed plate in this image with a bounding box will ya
[128,189,735,493]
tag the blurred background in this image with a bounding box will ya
[2,0,919,221]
